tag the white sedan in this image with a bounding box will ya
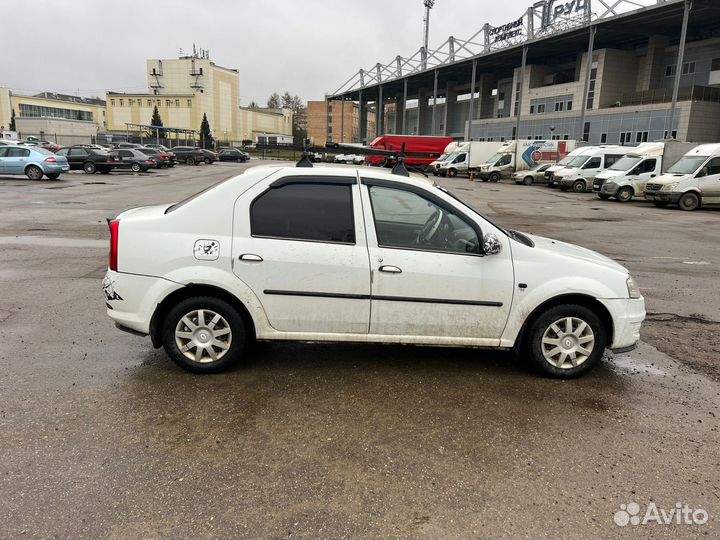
[104,164,645,378]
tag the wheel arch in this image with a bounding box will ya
[513,293,614,351]
[149,283,256,348]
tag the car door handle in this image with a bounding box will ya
[379,265,402,274]
[239,253,263,262]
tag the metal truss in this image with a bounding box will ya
[331,0,677,96]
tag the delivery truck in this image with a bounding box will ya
[477,140,577,182]
[592,141,698,202]
[437,141,504,177]
[429,141,461,175]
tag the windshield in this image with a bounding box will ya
[485,151,505,164]
[667,156,707,174]
[436,153,447,162]
[557,155,576,166]
[609,156,642,171]
[567,155,591,167]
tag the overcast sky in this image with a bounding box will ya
[4,0,535,105]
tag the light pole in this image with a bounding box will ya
[422,0,435,70]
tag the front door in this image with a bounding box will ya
[360,180,514,340]
[630,157,658,195]
[698,157,720,205]
[232,174,371,333]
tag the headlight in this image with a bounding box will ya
[661,182,679,192]
[626,275,641,299]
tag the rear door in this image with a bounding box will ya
[232,174,371,334]
[68,147,90,168]
[698,157,720,205]
[5,146,30,174]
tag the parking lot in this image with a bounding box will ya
[0,162,718,538]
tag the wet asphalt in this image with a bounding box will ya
[0,162,718,539]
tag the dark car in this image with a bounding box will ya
[137,147,174,168]
[172,146,218,165]
[112,142,144,150]
[56,146,116,174]
[218,148,248,162]
[107,149,153,172]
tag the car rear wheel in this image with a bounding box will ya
[678,192,700,211]
[572,180,586,192]
[186,157,196,166]
[162,296,248,373]
[131,163,141,172]
[616,186,634,202]
[524,304,606,378]
[83,162,97,174]
[25,165,43,180]
[523,176,533,185]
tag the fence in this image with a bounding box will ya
[605,85,720,108]
[17,132,95,147]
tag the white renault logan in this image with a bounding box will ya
[104,163,644,378]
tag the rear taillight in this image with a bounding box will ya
[146,159,153,164]
[108,219,119,271]
[44,157,57,163]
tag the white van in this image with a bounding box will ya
[593,141,697,202]
[545,147,589,187]
[554,146,625,192]
[429,142,460,175]
[644,143,720,211]
[438,141,503,177]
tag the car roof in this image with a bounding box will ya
[246,163,434,186]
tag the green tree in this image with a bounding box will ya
[266,92,281,109]
[8,109,16,131]
[248,100,260,109]
[280,91,307,142]
[200,113,214,149]
[149,105,165,138]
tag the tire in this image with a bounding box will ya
[162,296,248,374]
[186,157,196,166]
[489,172,501,182]
[616,186,634,202]
[25,165,43,180]
[653,201,669,208]
[131,163,141,173]
[678,192,700,211]
[523,176,533,186]
[523,304,607,378]
[45,173,60,180]
[204,157,211,165]
[597,194,611,200]
[83,162,97,174]
[448,168,458,178]
[572,180,586,192]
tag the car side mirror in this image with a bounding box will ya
[482,233,502,256]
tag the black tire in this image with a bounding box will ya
[131,162,141,173]
[653,201,669,208]
[523,304,607,378]
[572,180,586,192]
[45,173,60,180]
[25,165,43,180]
[523,176,533,186]
[597,194,611,200]
[678,192,700,211]
[489,172,501,182]
[162,296,248,374]
[448,168,458,178]
[616,186,634,202]
[186,157,196,166]
[83,162,97,174]
[203,157,212,165]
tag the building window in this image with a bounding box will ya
[636,131,649,143]
[665,65,675,77]
[554,101,564,112]
[664,129,678,139]
[175,99,180,107]
[563,134,569,140]
[600,133,608,143]
[111,99,115,106]
[583,122,590,143]
[682,61,695,75]
[119,99,124,107]
[537,103,546,114]
[187,99,192,107]
[529,105,535,114]
[129,99,134,107]
[620,131,632,145]
[514,82,521,116]
[18,103,93,121]
[166,99,171,107]
[567,100,573,111]
[586,62,597,109]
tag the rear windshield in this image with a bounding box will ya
[34,147,56,156]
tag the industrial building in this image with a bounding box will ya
[328,0,720,145]
[307,100,377,146]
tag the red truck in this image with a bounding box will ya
[365,135,454,167]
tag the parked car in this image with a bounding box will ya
[218,148,248,162]
[334,154,364,164]
[172,146,217,165]
[56,146,116,174]
[553,146,625,192]
[107,149,154,172]
[512,163,553,185]
[0,144,69,180]
[142,144,176,163]
[112,142,144,150]
[104,163,645,378]
[137,147,174,168]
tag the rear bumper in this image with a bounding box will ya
[42,163,69,173]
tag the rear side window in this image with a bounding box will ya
[7,147,30,157]
[251,182,355,244]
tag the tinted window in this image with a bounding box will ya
[638,159,657,174]
[7,147,30,157]
[368,185,479,254]
[119,150,132,157]
[251,182,355,244]
[583,157,601,169]
[56,148,69,157]
[0,147,8,157]
[69,148,89,157]
[705,157,720,176]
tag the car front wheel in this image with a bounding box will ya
[572,180,586,192]
[524,304,607,378]
[489,172,500,182]
[678,192,700,211]
[162,296,248,374]
[131,163,141,172]
[616,186,634,202]
[523,176,533,185]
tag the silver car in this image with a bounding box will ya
[512,163,553,185]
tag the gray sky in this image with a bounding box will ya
[3,0,530,105]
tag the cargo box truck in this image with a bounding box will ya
[477,140,577,182]
[438,141,504,177]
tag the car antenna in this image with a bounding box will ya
[296,138,313,168]
[391,143,409,177]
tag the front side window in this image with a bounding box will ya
[703,157,720,176]
[251,181,355,244]
[368,185,479,255]
[583,157,602,169]
[454,153,466,164]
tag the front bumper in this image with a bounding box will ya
[599,297,645,351]
[599,183,619,196]
[644,191,682,203]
